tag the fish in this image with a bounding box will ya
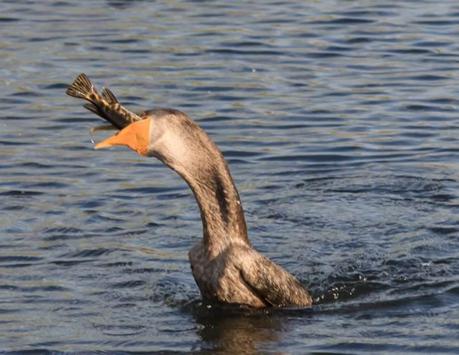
[66,73,142,129]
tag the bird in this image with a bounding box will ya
[66,73,312,308]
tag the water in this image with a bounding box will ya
[1,0,459,352]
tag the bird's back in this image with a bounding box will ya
[189,242,312,308]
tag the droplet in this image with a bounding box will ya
[89,129,96,145]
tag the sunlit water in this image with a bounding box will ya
[1,0,459,353]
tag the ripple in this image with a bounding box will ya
[111,280,146,289]
[0,17,19,22]
[312,17,375,25]
[62,248,114,258]
[0,190,44,197]
[0,255,42,263]
[42,83,71,90]
[205,48,283,56]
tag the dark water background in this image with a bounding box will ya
[1,0,459,353]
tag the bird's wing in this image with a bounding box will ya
[239,252,312,307]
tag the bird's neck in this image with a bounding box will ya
[173,153,249,255]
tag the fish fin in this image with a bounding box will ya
[66,73,96,101]
[90,124,118,133]
[83,103,102,116]
[101,88,119,104]
[83,103,121,129]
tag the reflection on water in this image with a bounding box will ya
[191,304,283,353]
[1,0,459,353]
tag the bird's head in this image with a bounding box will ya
[95,108,221,175]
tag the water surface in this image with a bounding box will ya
[1,0,459,353]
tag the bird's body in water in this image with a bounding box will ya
[66,73,312,308]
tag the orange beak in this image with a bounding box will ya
[95,118,152,156]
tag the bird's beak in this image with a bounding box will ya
[95,118,151,156]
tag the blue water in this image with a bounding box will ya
[1,0,459,353]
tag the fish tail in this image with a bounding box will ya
[67,73,142,129]
[66,73,100,102]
